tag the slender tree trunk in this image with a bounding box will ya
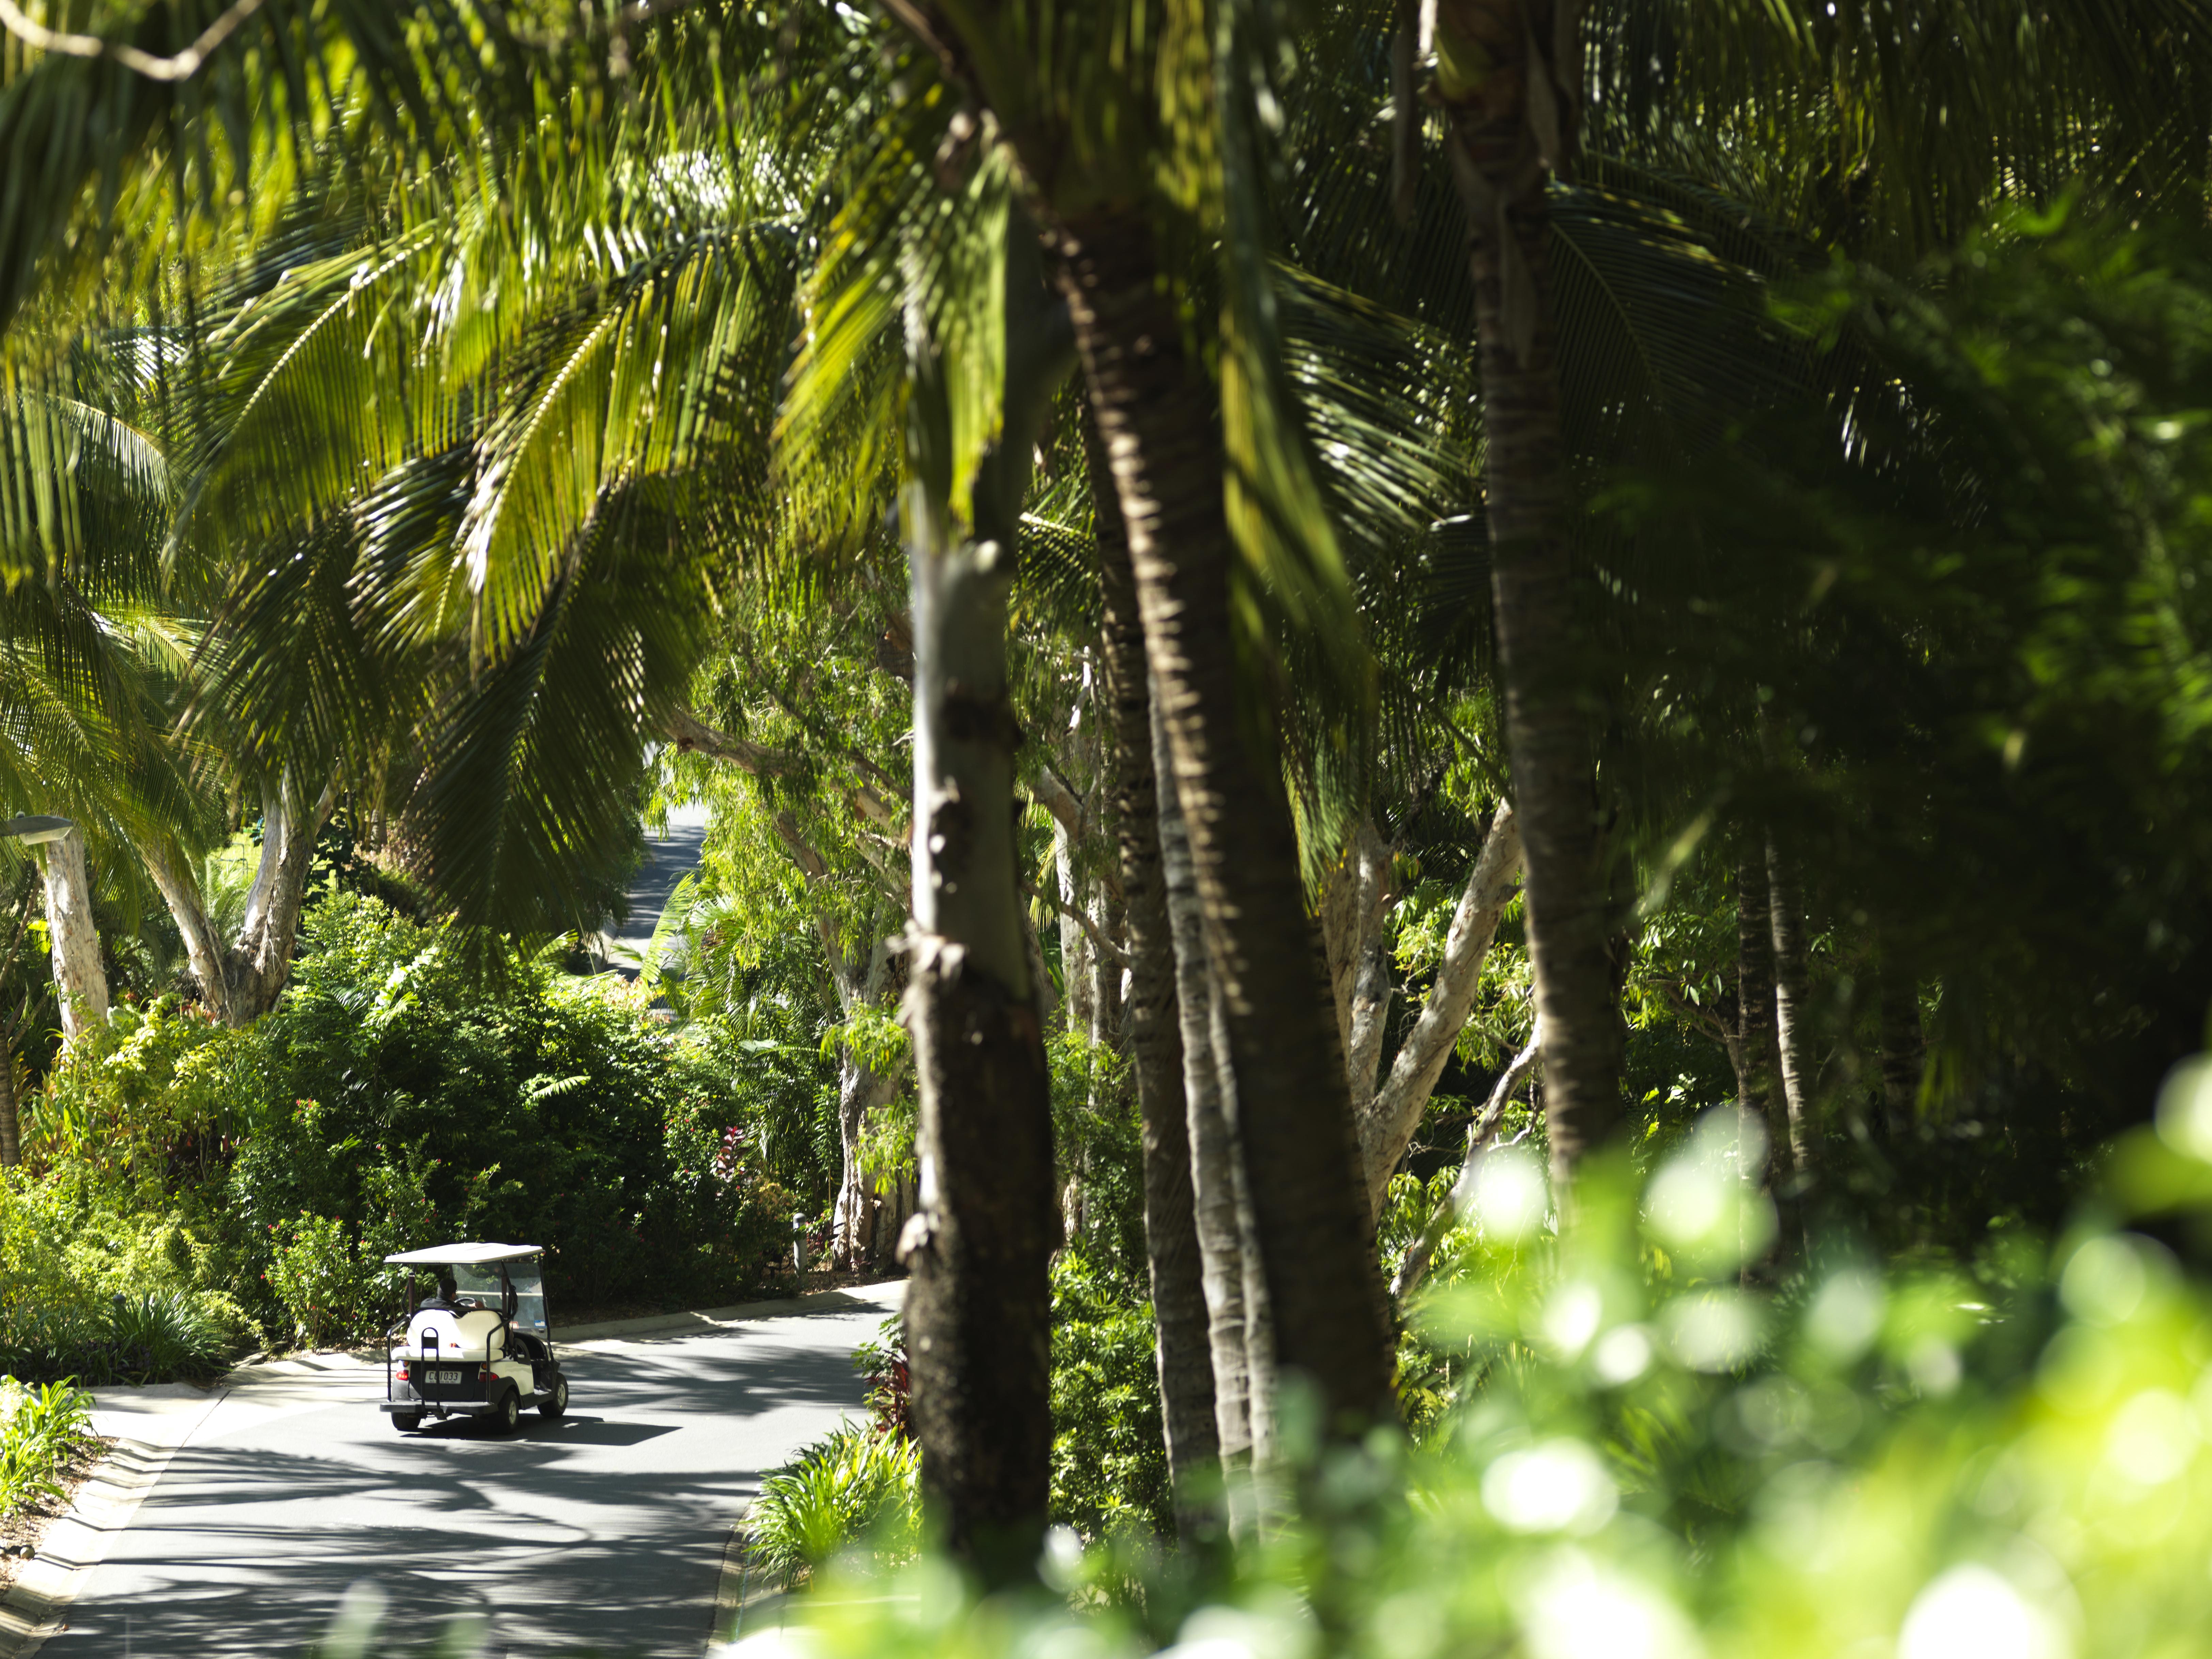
[37,827,107,1040]
[1094,416,1219,1537]
[1057,206,1395,1437]
[224,775,337,1024]
[1766,838,1819,1181]
[897,244,1066,1582]
[1155,679,1255,1488]
[1437,3,1621,1197]
[832,1054,902,1268]
[1210,981,1278,1489]
[1353,803,1523,1224]
[0,1033,18,1166]
[1091,884,1125,1053]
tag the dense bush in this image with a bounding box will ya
[218,894,800,1322]
[9,891,811,1364]
[720,1079,2212,1659]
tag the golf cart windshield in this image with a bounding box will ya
[510,1264,548,1335]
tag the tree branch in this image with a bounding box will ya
[662,706,803,778]
[1355,800,1524,1223]
[1391,1025,1543,1300]
[1023,880,1130,971]
[0,0,269,80]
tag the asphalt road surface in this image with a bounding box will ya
[61,1287,898,1658]
[599,802,711,979]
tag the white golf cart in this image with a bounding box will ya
[379,1243,570,1434]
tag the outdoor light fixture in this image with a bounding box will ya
[1,815,74,846]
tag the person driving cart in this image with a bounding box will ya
[378,1243,569,1435]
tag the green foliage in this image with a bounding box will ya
[265,1215,381,1351]
[0,1291,228,1388]
[9,889,809,1356]
[1048,1253,1170,1543]
[747,1422,921,1590]
[216,891,800,1327]
[776,1081,2212,1659]
[0,1378,95,1520]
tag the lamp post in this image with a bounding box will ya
[3,815,109,1042]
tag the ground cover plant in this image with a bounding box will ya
[0,1379,96,1521]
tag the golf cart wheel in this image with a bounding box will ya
[540,1375,569,1419]
[391,1412,422,1434]
[492,1389,520,1434]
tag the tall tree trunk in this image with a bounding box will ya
[896,243,1066,1582]
[1766,838,1820,1182]
[37,826,107,1040]
[1737,851,1796,1266]
[1094,415,1219,1537]
[1092,883,1125,1053]
[1353,803,1523,1225]
[1056,205,1395,1438]
[1435,2,1621,1196]
[1210,980,1278,1492]
[143,841,234,1024]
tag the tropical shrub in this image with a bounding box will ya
[0,1291,230,1387]
[726,1082,2212,1659]
[747,1421,920,1588]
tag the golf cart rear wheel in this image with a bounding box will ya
[491,1389,520,1434]
[391,1412,421,1434]
[540,1376,568,1419]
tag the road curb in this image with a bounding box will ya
[563,1280,904,1345]
[0,1390,226,1658]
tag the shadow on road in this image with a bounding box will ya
[49,1318,871,1658]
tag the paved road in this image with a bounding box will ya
[60,1287,898,1658]
[599,803,711,980]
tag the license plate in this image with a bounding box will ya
[432,1370,465,1385]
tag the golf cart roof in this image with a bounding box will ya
[382,1242,543,1267]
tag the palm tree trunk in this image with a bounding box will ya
[1766,838,1820,1181]
[1437,4,1622,1196]
[1155,676,1256,1486]
[898,242,1067,1582]
[1093,413,1219,1537]
[1056,205,1395,1437]
[37,826,107,1041]
[1321,817,1396,1102]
